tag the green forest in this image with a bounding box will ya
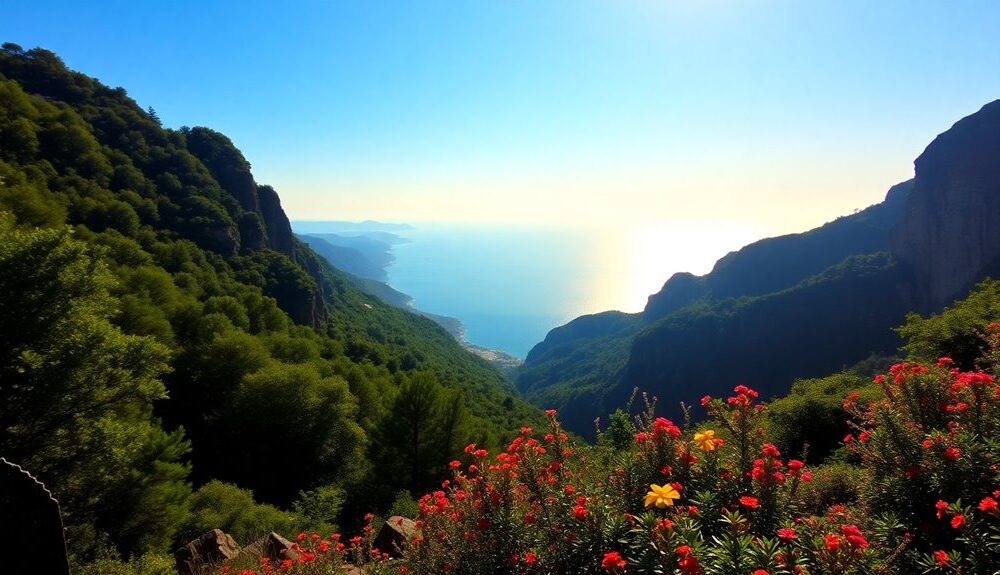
[0,43,541,567]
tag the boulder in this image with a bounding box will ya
[241,531,300,562]
[372,515,416,557]
[174,529,241,575]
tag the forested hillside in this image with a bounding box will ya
[0,43,540,563]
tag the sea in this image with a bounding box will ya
[386,223,610,358]
[293,221,761,359]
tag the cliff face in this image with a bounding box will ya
[890,100,1000,310]
[258,185,297,256]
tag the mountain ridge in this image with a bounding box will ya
[519,99,1000,437]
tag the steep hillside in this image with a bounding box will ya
[519,100,1000,436]
[0,44,540,557]
[298,233,394,283]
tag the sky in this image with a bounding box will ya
[5,1,1000,310]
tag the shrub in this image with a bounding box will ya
[221,325,1000,575]
[797,462,863,515]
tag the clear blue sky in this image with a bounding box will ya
[4,1,1000,235]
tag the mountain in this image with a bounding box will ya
[298,233,394,283]
[519,100,1000,437]
[0,43,540,556]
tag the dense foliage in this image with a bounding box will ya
[0,42,540,566]
[220,284,1000,574]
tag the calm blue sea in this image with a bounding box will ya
[293,220,758,358]
[387,224,608,358]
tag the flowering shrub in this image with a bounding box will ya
[216,513,396,575]
[226,326,1000,574]
[844,349,1000,572]
[389,386,879,575]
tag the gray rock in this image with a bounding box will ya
[174,529,241,575]
[0,458,70,575]
[241,531,300,562]
[372,515,416,558]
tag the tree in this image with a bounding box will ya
[0,213,190,555]
[373,373,471,494]
[213,363,367,504]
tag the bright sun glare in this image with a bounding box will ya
[615,222,766,312]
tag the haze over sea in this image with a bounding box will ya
[298,221,764,358]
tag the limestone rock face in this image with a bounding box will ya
[891,100,1000,309]
[174,529,241,575]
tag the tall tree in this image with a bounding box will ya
[373,372,471,493]
[0,213,190,554]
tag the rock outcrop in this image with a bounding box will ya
[259,185,297,256]
[174,529,241,575]
[373,515,417,558]
[241,532,299,563]
[890,99,1000,310]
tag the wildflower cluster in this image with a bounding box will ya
[216,514,395,575]
[844,351,1000,572]
[244,328,1000,574]
[391,386,862,574]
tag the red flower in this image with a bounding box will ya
[678,554,701,574]
[752,570,769,575]
[979,496,998,513]
[841,524,868,548]
[524,551,537,565]
[824,533,841,551]
[951,514,965,529]
[943,447,961,460]
[573,505,588,519]
[545,409,557,417]
[935,500,950,519]
[934,550,949,566]
[739,496,759,509]
[777,528,797,540]
[601,551,626,571]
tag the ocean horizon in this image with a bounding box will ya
[292,220,762,358]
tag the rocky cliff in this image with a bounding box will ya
[890,99,1000,310]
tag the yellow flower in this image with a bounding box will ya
[693,429,718,451]
[644,483,680,508]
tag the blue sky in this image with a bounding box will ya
[5,1,1000,235]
